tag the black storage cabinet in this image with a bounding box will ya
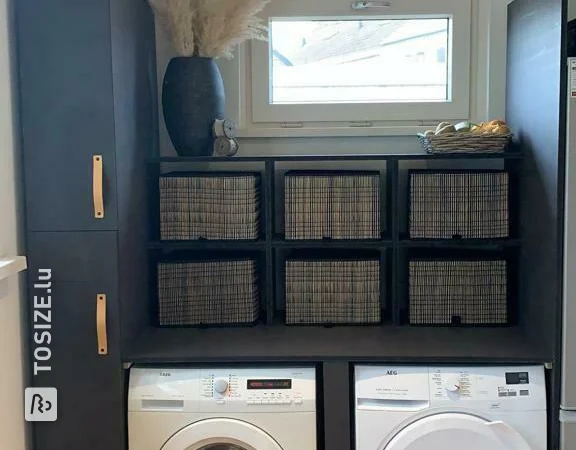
[16,0,156,448]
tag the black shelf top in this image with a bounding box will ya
[148,240,266,250]
[148,152,523,163]
[124,325,547,364]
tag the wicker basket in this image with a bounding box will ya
[160,172,260,241]
[408,259,508,326]
[417,132,512,154]
[157,259,260,326]
[409,170,509,239]
[284,171,380,240]
[285,259,381,325]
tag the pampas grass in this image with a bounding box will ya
[149,0,270,58]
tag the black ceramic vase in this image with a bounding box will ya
[162,57,225,156]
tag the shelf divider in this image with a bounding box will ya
[264,160,275,325]
[398,238,522,249]
[387,160,400,325]
[147,240,266,250]
[272,239,392,249]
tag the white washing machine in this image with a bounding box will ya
[128,366,316,450]
[354,365,547,450]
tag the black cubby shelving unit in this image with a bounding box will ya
[129,151,545,363]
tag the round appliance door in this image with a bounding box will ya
[383,413,532,450]
[161,418,283,450]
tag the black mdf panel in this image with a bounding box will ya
[16,0,118,231]
[507,1,564,449]
[507,0,562,360]
[323,362,351,450]
[109,0,156,348]
[26,231,118,282]
[30,282,124,450]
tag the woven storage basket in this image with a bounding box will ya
[417,132,512,154]
[160,173,260,241]
[284,171,380,240]
[285,259,381,325]
[157,259,259,326]
[408,259,508,326]
[409,170,509,239]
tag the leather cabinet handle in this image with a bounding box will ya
[93,155,104,219]
[96,294,108,355]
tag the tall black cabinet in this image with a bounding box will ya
[16,0,156,448]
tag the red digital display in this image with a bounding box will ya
[247,379,292,390]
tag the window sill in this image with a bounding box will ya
[236,125,429,139]
[0,256,27,281]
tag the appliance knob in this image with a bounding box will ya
[214,379,229,394]
[445,375,461,393]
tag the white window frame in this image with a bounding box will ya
[250,0,471,124]
[214,0,509,138]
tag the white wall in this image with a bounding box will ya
[0,0,28,449]
[570,0,576,21]
[154,0,510,157]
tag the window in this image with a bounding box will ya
[250,0,472,125]
[270,18,450,105]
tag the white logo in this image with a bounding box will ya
[25,388,57,422]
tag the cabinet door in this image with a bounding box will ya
[17,0,118,231]
[27,232,124,449]
[29,281,124,450]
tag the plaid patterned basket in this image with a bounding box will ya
[160,172,261,241]
[284,171,380,240]
[285,258,381,325]
[408,259,508,326]
[157,259,260,326]
[409,170,510,239]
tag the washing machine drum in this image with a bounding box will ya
[383,413,532,450]
[161,418,283,450]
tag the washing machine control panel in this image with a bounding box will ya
[199,368,315,411]
[355,365,546,412]
[427,367,546,404]
[129,367,316,413]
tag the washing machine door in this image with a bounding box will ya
[161,418,283,450]
[383,413,532,450]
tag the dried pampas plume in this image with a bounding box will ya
[149,0,270,59]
